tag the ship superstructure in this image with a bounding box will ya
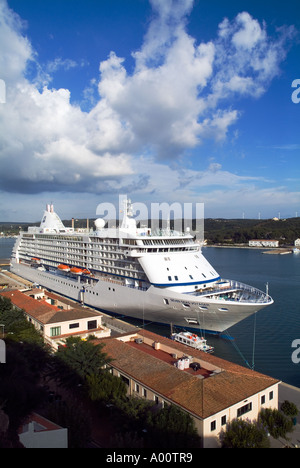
[10,202,273,334]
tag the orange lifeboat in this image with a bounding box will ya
[82,269,91,275]
[70,267,83,275]
[57,264,70,272]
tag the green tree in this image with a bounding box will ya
[52,336,111,388]
[45,397,91,448]
[0,341,48,437]
[86,371,127,402]
[281,400,298,419]
[147,404,201,448]
[0,296,43,344]
[259,408,294,440]
[219,418,270,448]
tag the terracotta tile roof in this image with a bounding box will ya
[102,329,279,419]
[0,290,101,325]
[19,413,64,433]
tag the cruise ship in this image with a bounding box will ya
[10,202,273,334]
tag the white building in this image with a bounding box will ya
[0,289,111,349]
[249,240,279,248]
[19,413,68,448]
[101,329,280,448]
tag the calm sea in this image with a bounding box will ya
[1,238,299,388]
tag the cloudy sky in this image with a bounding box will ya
[0,0,299,222]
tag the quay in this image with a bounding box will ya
[262,249,293,255]
[1,269,300,448]
[272,382,300,448]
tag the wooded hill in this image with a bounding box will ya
[204,218,300,245]
[1,217,300,246]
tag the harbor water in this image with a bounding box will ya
[203,247,300,389]
[1,238,299,388]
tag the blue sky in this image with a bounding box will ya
[0,0,299,222]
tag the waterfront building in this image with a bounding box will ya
[0,289,111,349]
[101,329,280,448]
[249,240,279,248]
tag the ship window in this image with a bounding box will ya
[164,299,169,305]
[189,275,193,279]
[185,318,199,324]
[168,276,172,281]
[174,276,178,280]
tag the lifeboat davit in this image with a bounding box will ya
[70,267,83,275]
[57,264,70,272]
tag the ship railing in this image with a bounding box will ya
[126,284,148,292]
[194,279,272,304]
[93,273,149,291]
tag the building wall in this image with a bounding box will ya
[202,383,279,448]
[110,366,279,448]
[19,423,68,448]
[26,313,110,349]
[249,240,279,247]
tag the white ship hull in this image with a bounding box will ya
[10,201,273,335]
[10,261,270,334]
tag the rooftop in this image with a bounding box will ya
[0,289,102,325]
[101,329,279,419]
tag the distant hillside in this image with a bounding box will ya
[204,218,300,245]
[1,217,300,245]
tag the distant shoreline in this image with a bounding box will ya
[204,244,293,252]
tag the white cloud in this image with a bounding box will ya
[0,0,33,84]
[232,12,266,50]
[0,0,296,208]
